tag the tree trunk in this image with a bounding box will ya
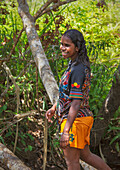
[16,1,97,169]
[13,0,120,169]
[17,0,59,105]
[0,143,31,170]
[91,65,120,146]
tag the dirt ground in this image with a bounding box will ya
[0,116,120,170]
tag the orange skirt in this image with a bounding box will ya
[60,116,94,149]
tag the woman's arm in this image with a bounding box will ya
[63,99,81,133]
[60,99,81,148]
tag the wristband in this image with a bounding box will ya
[59,132,69,136]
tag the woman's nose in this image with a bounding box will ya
[60,45,66,51]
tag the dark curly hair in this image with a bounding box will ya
[63,29,90,70]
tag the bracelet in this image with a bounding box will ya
[59,132,69,136]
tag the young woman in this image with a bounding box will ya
[46,29,111,170]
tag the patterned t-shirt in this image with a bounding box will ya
[56,60,93,124]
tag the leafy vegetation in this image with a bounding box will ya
[0,0,120,169]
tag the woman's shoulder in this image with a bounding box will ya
[71,62,85,72]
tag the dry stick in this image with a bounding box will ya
[36,65,40,114]
[0,110,38,135]
[34,0,77,20]
[14,110,38,119]
[2,62,20,154]
[1,60,34,98]
[99,143,106,163]
[2,63,20,115]
[13,122,19,153]
[15,60,34,80]
[43,99,47,170]
[43,117,48,170]
[8,28,24,60]
[0,118,23,136]
[0,28,24,65]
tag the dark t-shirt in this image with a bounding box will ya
[56,60,93,124]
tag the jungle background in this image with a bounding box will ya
[0,0,120,169]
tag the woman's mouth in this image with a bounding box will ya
[62,52,68,56]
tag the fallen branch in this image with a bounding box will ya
[80,160,97,170]
[0,143,31,170]
[14,110,38,119]
[0,110,39,136]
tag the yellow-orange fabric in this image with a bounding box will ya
[60,116,94,149]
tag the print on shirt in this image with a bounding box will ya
[56,61,93,124]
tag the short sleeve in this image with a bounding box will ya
[69,64,85,100]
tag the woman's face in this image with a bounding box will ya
[60,35,78,61]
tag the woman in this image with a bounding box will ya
[46,29,111,170]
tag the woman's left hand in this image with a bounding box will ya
[60,133,69,149]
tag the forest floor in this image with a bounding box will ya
[0,114,120,170]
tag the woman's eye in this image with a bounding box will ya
[65,44,70,47]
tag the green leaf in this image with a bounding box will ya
[5,131,12,137]
[0,136,5,144]
[28,145,33,151]
[115,142,120,152]
[0,103,7,114]
[27,133,34,141]
[110,133,120,145]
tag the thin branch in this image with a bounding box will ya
[13,122,19,153]
[14,110,38,119]
[34,0,54,20]
[15,60,35,79]
[2,62,20,113]
[43,117,48,170]
[0,110,40,136]
[2,62,21,153]
[36,65,40,114]
[99,143,106,163]
[0,28,24,65]
[34,0,77,20]
[8,28,24,60]
[0,118,23,136]
[1,60,34,98]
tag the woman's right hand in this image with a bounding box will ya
[46,107,55,123]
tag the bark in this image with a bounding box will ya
[91,65,120,146]
[14,0,119,169]
[0,143,31,170]
[16,1,97,169]
[17,0,59,105]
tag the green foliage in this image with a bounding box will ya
[25,145,33,152]
[0,136,5,144]
[0,103,7,114]
[107,117,120,153]
[0,0,120,157]
[60,0,120,66]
